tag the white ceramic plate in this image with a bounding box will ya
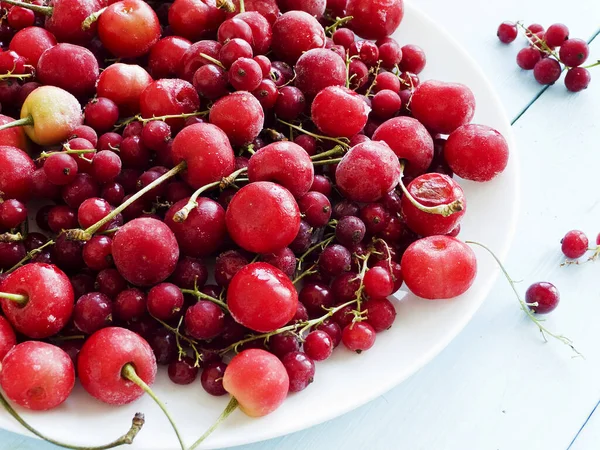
[0,2,519,449]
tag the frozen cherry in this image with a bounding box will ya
[311,86,370,138]
[294,48,346,97]
[271,11,325,63]
[209,92,264,146]
[346,0,404,40]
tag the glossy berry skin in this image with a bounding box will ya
[168,0,225,41]
[171,123,235,189]
[209,92,265,146]
[228,263,298,332]
[294,48,346,97]
[146,283,183,321]
[526,282,560,314]
[236,11,272,54]
[170,257,208,289]
[271,11,326,63]
[168,357,199,385]
[36,44,99,98]
[185,300,225,339]
[545,23,569,47]
[82,235,113,271]
[411,80,476,135]
[78,327,157,405]
[282,351,315,392]
[9,26,57,66]
[229,58,263,91]
[364,298,397,332]
[372,116,434,176]
[319,244,351,277]
[445,124,509,182]
[401,236,477,299]
[0,199,26,229]
[561,230,589,259]
[248,142,314,198]
[565,68,591,92]
[336,141,401,203]
[300,283,335,318]
[497,22,518,43]
[148,36,192,79]
[73,292,113,335]
[311,86,370,138]
[98,0,160,59]
[342,322,376,353]
[371,89,402,119]
[140,79,200,131]
[0,146,35,202]
[401,173,466,236]
[533,58,562,85]
[0,342,75,411]
[165,197,226,258]
[112,218,180,287]
[516,47,542,70]
[0,316,16,361]
[0,263,74,339]
[215,250,250,287]
[303,330,333,361]
[226,182,301,253]
[346,0,404,40]
[201,362,227,396]
[44,153,78,186]
[97,64,153,115]
[559,38,589,67]
[223,349,289,417]
[364,266,394,299]
[0,115,28,150]
[114,289,146,322]
[298,192,331,228]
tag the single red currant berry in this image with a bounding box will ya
[561,230,589,259]
[526,282,560,314]
[497,22,518,44]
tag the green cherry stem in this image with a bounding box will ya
[0,292,28,306]
[121,364,185,450]
[188,398,239,450]
[0,115,33,133]
[325,15,354,35]
[0,72,34,81]
[0,0,52,15]
[397,160,464,217]
[312,157,343,166]
[65,162,187,240]
[81,7,107,31]
[172,168,247,223]
[0,390,145,450]
[466,240,582,357]
[310,145,345,161]
[199,53,226,69]
[180,287,229,312]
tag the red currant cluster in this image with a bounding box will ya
[0,0,559,447]
[497,21,598,91]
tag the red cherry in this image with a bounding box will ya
[226,181,301,253]
[9,26,57,66]
[0,145,35,202]
[228,263,298,332]
[311,86,370,138]
[401,236,477,299]
[185,300,225,340]
[0,316,16,361]
[0,263,74,339]
[271,11,326,63]
[209,91,265,146]
[168,0,226,42]
[78,327,157,405]
[346,0,404,40]
[96,63,153,115]
[148,36,192,79]
[0,341,75,410]
[295,48,346,97]
[140,79,200,131]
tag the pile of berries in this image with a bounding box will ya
[0,0,519,447]
[497,21,598,92]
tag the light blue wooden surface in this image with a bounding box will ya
[2,0,600,449]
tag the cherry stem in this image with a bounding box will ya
[312,157,342,166]
[239,0,245,13]
[172,168,247,223]
[216,0,236,12]
[0,391,144,450]
[325,15,354,35]
[6,239,55,273]
[397,161,464,217]
[199,53,225,69]
[0,292,27,306]
[0,72,33,81]
[0,0,52,15]
[188,397,239,450]
[465,240,582,357]
[121,364,185,450]
[277,119,350,148]
[0,232,23,243]
[81,6,107,31]
[180,287,229,312]
[65,162,187,240]
[310,146,345,161]
[0,115,33,133]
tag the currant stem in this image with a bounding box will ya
[0,292,28,305]
[0,232,23,243]
[297,235,334,271]
[397,161,464,217]
[216,0,236,12]
[199,53,225,69]
[172,168,247,223]
[39,148,97,160]
[188,397,239,450]
[364,60,382,98]
[582,60,600,69]
[0,390,144,450]
[6,239,55,273]
[81,7,107,31]
[0,72,33,81]
[465,240,582,357]
[181,288,229,312]
[292,263,317,285]
[0,0,52,15]
[277,119,350,148]
[312,158,343,166]
[121,364,185,450]
[65,162,187,240]
[153,316,204,367]
[325,15,354,35]
[239,0,245,13]
[0,115,33,133]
